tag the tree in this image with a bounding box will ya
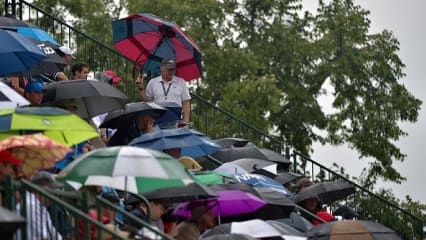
[312,0,421,182]
[25,0,421,183]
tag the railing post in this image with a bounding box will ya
[4,0,17,15]
[2,175,14,210]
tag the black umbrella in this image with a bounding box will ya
[215,138,251,148]
[42,79,129,119]
[306,220,403,240]
[0,206,26,239]
[210,146,292,167]
[100,102,167,129]
[27,39,67,75]
[275,172,304,185]
[294,181,355,205]
[142,182,217,202]
[332,205,358,220]
[202,234,256,240]
[275,212,313,233]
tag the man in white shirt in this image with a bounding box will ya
[136,59,191,125]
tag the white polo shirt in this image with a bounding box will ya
[145,75,191,107]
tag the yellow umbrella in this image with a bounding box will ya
[0,133,72,177]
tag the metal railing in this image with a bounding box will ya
[3,0,424,238]
[1,175,172,240]
[292,150,424,239]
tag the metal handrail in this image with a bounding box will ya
[4,0,424,238]
[292,150,424,239]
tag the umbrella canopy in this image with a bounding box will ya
[200,219,306,239]
[276,212,313,233]
[275,172,304,186]
[0,107,99,146]
[294,181,355,205]
[142,182,217,202]
[210,183,295,209]
[234,174,293,196]
[112,13,201,81]
[27,39,67,75]
[129,128,221,158]
[42,79,129,119]
[0,81,30,108]
[0,29,48,76]
[306,220,402,240]
[100,102,167,129]
[0,16,59,45]
[173,190,266,218]
[202,234,256,240]
[215,138,251,148]
[210,146,292,167]
[215,158,277,175]
[193,171,236,185]
[57,146,196,194]
[0,133,71,176]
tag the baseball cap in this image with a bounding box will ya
[103,70,121,84]
[59,46,75,59]
[0,150,22,165]
[160,58,176,69]
[24,81,45,93]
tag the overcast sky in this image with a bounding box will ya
[302,0,426,203]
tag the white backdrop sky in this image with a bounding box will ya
[302,0,426,203]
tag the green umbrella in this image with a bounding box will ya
[0,107,98,146]
[57,146,196,194]
[194,171,236,185]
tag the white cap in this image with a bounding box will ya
[59,46,75,58]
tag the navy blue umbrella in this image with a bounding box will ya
[129,128,221,158]
[0,29,48,76]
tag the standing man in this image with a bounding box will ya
[136,58,191,125]
[71,63,89,80]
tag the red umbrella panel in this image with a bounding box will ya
[112,13,202,81]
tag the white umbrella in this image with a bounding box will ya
[0,81,30,109]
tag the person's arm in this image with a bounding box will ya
[135,75,150,102]
[55,72,69,81]
[182,100,190,126]
[9,77,25,95]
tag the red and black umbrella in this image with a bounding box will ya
[112,13,201,81]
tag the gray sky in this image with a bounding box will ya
[302,0,426,203]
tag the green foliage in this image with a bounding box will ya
[23,0,422,184]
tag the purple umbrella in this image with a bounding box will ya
[173,190,266,218]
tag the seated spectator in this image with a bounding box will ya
[43,45,75,81]
[176,202,216,240]
[123,194,170,234]
[16,172,63,240]
[71,63,89,80]
[24,80,45,106]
